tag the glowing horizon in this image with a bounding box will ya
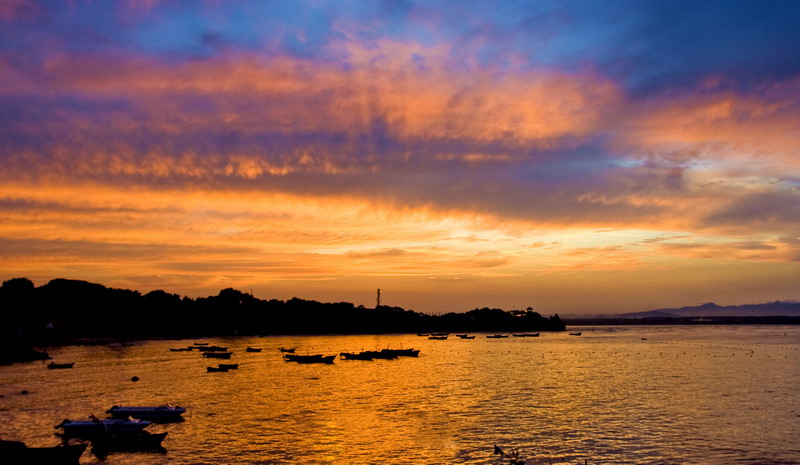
[1,1,798,314]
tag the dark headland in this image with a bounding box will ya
[1,277,565,364]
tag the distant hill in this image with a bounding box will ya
[618,301,800,319]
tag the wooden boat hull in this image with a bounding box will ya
[1,441,86,465]
[48,362,75,369]
[340,352,374,361]
[284,354,335,364]
[197,346,228,352]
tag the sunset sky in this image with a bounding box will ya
[1,0,798,314]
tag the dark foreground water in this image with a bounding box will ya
[1,325,798,464]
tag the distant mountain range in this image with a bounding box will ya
[617,301,800,319]
[561,301,800,321]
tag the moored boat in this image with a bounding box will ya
[569,332,582,336]
[197,346,228,352]
[456,334,475,339]
[57,417,151,438]
[380,348,420,357]
[340,352,374,361]
[284,354,335,364]
[1,439,86,464]
[246,347,262,352]
[106,405,186,422]
[48,362,75,369]
[428,335,448,340]
[359,350,397,360]
[202,351,232,359]
[278,347,296,353]
[207,366,230,372]
[340,348,419,360]
[486,334,509,338]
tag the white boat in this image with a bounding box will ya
[56,417,151,438]
[106,405,186,421]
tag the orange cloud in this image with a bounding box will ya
[622,79,800,173]
[15,41,619,147]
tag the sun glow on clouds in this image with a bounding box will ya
[1,1,799,313]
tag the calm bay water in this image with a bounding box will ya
[1,325,798,464]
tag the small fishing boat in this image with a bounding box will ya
[513,333,540,337]
[340,352,374,361]
[246,347,262,352]
[1,439,86,464]
[218,363,238,370]
[207,366,230,372]
[169,347,193,352]
[569,332,582,336]
[106,405,186,422]
[202,351,232,359]
[197,346,228,352]
[486,334,509,338]
[278,347,296,353]
[284,354,335,364]
[57,417,151,438]
[359,350,397,360]
[47,362,75,369]
[428,335,448,340]
[456,334,475,339]
[380,348,420,357]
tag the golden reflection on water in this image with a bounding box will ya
[0,327,798,464]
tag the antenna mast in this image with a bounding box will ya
[376,288,381,308]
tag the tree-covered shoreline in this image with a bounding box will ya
[1,278,565,358]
